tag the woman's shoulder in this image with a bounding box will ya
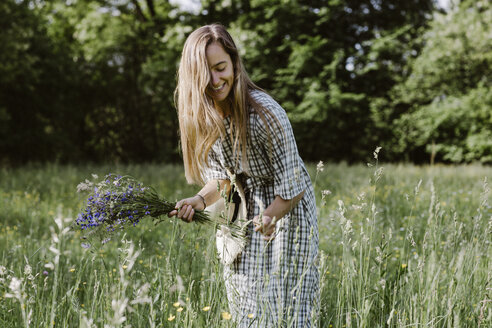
[249,89,285,116]
[250,89,276,107]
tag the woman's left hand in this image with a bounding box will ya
[253,215,277,241]
[167,195,204,223]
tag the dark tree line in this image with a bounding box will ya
[0,0,490,166]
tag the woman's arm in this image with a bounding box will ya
[254,189,305,240]
[197,179,231,210]
[168,179,231,222]
[263,190,305,220]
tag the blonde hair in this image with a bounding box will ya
[175,24,273,185]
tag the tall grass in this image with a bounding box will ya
[0,162,490,327]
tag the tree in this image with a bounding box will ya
[0,0,185,164]
[0,0,89,164]
[391,0,491,163]
[198,0,435,162]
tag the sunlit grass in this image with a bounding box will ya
[0,162,490,327]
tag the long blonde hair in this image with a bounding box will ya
[175,24,271,185]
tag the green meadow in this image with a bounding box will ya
[0,162,490,327]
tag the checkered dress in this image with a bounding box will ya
[202,90,319,327]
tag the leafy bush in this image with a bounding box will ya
[397,84,492,163]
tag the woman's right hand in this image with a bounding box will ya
[168,195,205,223]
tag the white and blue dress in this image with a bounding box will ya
[203,90,319,327]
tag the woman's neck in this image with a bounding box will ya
[215,98,232,118]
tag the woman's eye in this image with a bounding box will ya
[216,67,225,72]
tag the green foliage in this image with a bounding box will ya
[398,84,492,163]
[216,0,435,162]
[390,0,492,163]
[396,0,491,105]
[2,0,490,164]
[0,0,86,163]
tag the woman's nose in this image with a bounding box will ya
[211,72,220,86]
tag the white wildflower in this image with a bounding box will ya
[5,277,23,299]
[407,230,416,247]
[81,316,96,328]
[343,220,353,235]
[374,167,384,183]
[417,258,425,273]
[321,190,331,200]
[77,181,92,193]
[379,278,386,290]
[373,146,382,160]
[169,275,185,293]
[131,283,152,305]
[0,265,6,275]
[107,298,128,326]
[54,216,63,230]
[119,239,141,272]
[375,246,383,264]
[24,265,32,276]
[49,246,60,256]
[316,161,324,172]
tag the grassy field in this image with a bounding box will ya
[0,162,490,327]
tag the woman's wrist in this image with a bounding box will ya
[196,194,206,210]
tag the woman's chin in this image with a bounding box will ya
[212,92,229,103]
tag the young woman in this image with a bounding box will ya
[168,24,319,327]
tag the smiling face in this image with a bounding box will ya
[206,42,234,109]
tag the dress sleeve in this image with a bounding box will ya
[255,94,307,200]
[201,142,229,184]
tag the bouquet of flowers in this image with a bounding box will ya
[74,173,245,249]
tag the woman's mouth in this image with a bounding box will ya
[212,83,226,92]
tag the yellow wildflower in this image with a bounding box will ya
[202,306,211,311]
[167,314,175,321]
[247,313,254,319]
[69,268,75,273]
[177,307,184,312]
[173,302,181,307]
[222,312,232,320]
[401,263,407,269]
